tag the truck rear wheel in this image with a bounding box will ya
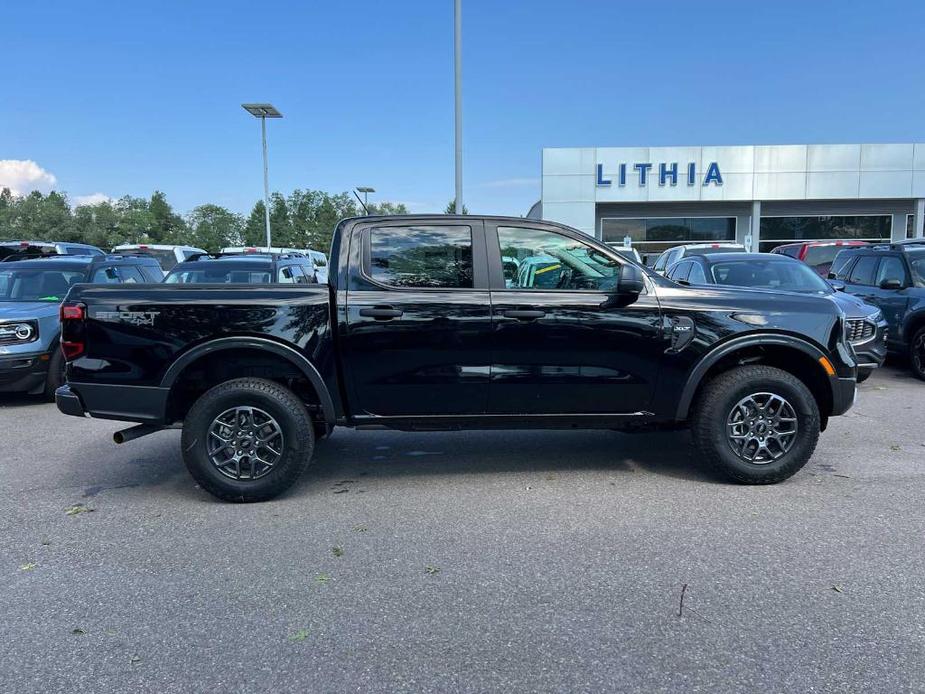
[690,365,820,484]
[181,378,315,502]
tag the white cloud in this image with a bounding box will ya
[0,160,58,196]
[73,192,113,207]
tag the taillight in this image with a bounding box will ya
[60,302,87,361]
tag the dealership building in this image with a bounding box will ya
[530,143,925,255]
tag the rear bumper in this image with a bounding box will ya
[56,382,169,423]
[0,351,51,393]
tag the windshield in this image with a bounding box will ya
[710,259,832,294]
[165,267,272,284]
[0,268,86,301]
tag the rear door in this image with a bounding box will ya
[486,222,662,415]
[342,220,492,417]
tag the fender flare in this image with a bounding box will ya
[160,336,336,423]
[675,333,831,420]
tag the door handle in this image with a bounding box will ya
[359,306,404,320]
[502,309,546,320]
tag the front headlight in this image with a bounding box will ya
[0,321,39,344]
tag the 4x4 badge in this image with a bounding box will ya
[94,310,160,327]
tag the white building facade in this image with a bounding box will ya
[534,143,925,256]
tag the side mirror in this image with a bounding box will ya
[618,263,645,295]
[828,280,846,292]
[879,278,903,290]
[827,272,837,280]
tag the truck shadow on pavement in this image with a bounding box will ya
[299,428,721,492]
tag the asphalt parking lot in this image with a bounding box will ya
[2,364,924,693]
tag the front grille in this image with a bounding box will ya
[0,321,38,346]
[845,319,876,344]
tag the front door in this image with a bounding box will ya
[486,223,662,415]
[343,221,492,417]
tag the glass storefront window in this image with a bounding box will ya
[600,217,736,252]
[759,215,891,253]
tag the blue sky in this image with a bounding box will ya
[3,0,924,217]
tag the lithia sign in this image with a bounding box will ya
[596,161,723,187]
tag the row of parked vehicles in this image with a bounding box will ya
[0,241,329,398]
[640,239,925,382]
[3,219,923,502]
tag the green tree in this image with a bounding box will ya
[444,199,469,214]
[368,201,409,215]
[187,204,245,252]
[149,190,186,242]
[244,200,266,246]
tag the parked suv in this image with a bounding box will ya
[58,215,858,501]
[164,253,319,285]
[770,240,868,278]
[830,244,925,379]
[0,254,163,398]
[666,252,887,381]
[0,241,104,260]
[112,244,207,274]
[652,243,745,275]
[221,246,329,283]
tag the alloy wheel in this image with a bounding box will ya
[207,406,284,480]
[725,392,798,464]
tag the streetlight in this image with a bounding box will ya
[354,186,375,215]
[454,0,463,214]
[241,103,283,248]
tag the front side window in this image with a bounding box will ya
[369,226,472,289]
[875,256,907,287]
[908,254,925,287]
[91,266,121,284]
[498,227,620,291]
[847,256,878,286]
[118,266,147,283]
[830,252,855,279]
[687,262,707,285]
[278,266,297,284]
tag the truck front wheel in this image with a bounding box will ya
[181,378,315,502]
[690,365,820,484]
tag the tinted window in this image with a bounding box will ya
[498,227,620,291]
[140,264,165,282]
[118,266,147,283]
[90,266,121,284]
[295,265,315,284]
[830,252,855,279]
[128,248,179,271]
[164,265,272,284]
[909,254,925,287]
[369,226,472,288]
[875,257,907,287]
[667,260,691,282]
[687,262,707,284]
[847,256,878,286]
[653,252,669,271]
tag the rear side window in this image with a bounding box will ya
[847,256,878,285]
[368,226,473,288]
[118,266,147,283]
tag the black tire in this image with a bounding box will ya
[690,365,820,484]
[910,327,925,382]
[181,378,314,502]
[43,349,65,402]
[856,369,872,384]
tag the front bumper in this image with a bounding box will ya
[830,376,857,417]
[852,320,889,372]
[0,351,51,394]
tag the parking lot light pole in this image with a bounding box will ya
[454,0,463,214]
[242,103,283,248]
[355,186,375,215]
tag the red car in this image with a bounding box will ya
[770,240,869,277]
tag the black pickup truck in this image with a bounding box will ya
[56,215,858,501]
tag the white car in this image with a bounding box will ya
[652,243,746,275]
[112,244,207,275]
[220,246,329,283]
